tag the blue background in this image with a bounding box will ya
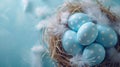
[0,0,63,67]
[0,0,120,67]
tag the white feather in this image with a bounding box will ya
[31,45,49,67]
[70,54,90,67]
[22,0,29,11]
[34,6,51,17]
[80,0,110,25]
[36,19,48,30]
[60,11,70,24]
[46,15,68,36]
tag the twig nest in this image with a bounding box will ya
[77,22,98,45]
[82,43,105,66]
[39,0,120,66]
[68,13,92,32]
[96,24,118,48]
[62,30,84,56]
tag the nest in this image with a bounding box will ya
[43,1,120,67]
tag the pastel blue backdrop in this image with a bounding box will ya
[0,0,63,67]
[0,0,120,67]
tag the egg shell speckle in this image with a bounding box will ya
[77,22,98,45]
[82,43,105,66]
[68,13,92,32]
[96,24,118,48]
[62,30,83,56]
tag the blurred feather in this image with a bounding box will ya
[96,0,120,35]
[36,19,48,30]
[31,45,49,67]
[80,0,110,25]
[31,45,56,67]
[31,45,46,67]
[22,0,33,12]
[70,55,91,67]
[60,11,70,24]
[34,6,51,17]
[46,15,68,36]
[22,0,29,11]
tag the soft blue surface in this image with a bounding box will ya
[0,0,119,67]
[0,0,63,67]
[68,13,92,32]
[96,24,118,48]
[77,22,98,46]
[62,30,83,56]
[82,43,105,66]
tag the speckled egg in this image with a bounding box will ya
[77,22,98,45]
[62,30,83,56]
[68,13,92,32]
[82,43,105,66]
[96,24,118,48]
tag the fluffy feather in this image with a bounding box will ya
[70,53,104,67]
[80,0,110,25]
[31,45,49,67]
[99,0,120,36]
[34,6,51,17]
[60,11,70,24]
[35,0,120,66]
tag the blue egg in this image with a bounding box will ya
[62,30,83,56]
[77,22,98,45]
[82,43,105,66]
[68,13,92,32]
[96,24,118,48]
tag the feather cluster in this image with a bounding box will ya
[32,0,120,67]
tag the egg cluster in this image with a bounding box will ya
[62,13,118,66]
